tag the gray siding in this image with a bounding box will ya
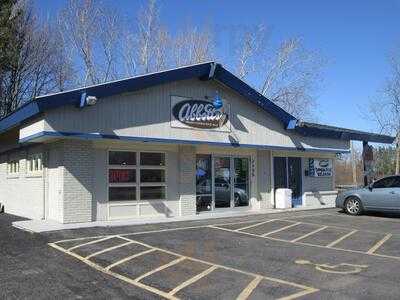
[40,78,349,152]
[257,150,272,209]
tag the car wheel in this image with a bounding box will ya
[344,196,363,215]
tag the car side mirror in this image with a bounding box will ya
[368,184,373,191]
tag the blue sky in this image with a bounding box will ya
[35,0,400,134]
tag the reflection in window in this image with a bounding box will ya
[109,151,136,165]
[196,155,212,212]
[234,158,249,207]
[109,187,136,201]
[140,186,166,200]
[140,169,165,183]
[140,152,165,166]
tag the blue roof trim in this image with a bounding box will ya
[0,101,41,133]
[293,121,395,144]
[19,130,351,154]
[0,61,393,144]
[0,62,213,134]
[213,64,297,126]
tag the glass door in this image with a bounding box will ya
[273,156,302,207]
[288,157,302,207]
[196,155,212,212]
[234,157,250,207]
[214,157,232,208]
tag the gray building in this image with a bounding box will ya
[0,62,394,223]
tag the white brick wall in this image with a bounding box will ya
[178,145,196,216]
[61,140,94,223]
[0,146,45,220]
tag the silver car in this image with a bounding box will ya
[336,175,400,215]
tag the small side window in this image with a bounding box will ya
[392,177,400,188]
[7,160,20,175]
[373,177,396,189]
[27,153,43,173]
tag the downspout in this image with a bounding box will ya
[42,150,47,220]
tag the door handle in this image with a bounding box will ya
[390,191,396,194]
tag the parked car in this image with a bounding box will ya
[336,175,400,215]
[196,178,249,210]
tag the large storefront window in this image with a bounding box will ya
[196,155,250,212]
[108,151,166,202]
[234,157,249,207]
[196,155,212,212]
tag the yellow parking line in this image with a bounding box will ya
[279,288,320,300]
[326,230,358,248]
[236,276,263,300]
[67,236,116,251]
[235,219,277,231]
[105,248,157,271]
[50,236,319,299]
[291,226,328,243]
[85,241,134,259]
[109,269,179,300]
[367,234,392,254]
[261,222,301,237]
[211,225,400,262]
[168,265,219,296]
[134,257,186,283]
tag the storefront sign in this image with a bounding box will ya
[309,158,332,177]
[171,96,230,131]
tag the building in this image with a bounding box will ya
[0,62,394,223]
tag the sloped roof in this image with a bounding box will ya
[0,61,394,144]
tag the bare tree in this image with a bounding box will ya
[59,0,123,85]
[235,24,266,80]
[98,7,120,82]
[234,30,324,120]
[121,31,138,77]
[367,48,400,172]
[172,24,214,67]
[59,0,100,85]
[0,1,71,118]
[259,38,324,119]
[134,0,170,73]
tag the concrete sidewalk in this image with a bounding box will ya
[12,206,334,233]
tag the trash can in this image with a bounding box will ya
[275,188,292,209]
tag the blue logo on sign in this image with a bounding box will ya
[213,92,223,109]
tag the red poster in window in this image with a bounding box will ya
[109,169,133,183]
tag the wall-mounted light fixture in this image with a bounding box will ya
[79,92,98,108]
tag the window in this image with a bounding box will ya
[140,152,165,166]
[109,151,136,166]
[108,151,166,202]
[139,152,166,200]
[373,177,400,189]
[8,160,19,175]
[27,153,43,173]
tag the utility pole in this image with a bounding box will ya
[396,132,400,174]
[351,141,357,186]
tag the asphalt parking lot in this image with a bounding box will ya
[2,208,400,299]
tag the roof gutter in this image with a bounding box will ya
[289,121,395,144]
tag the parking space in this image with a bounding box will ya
[212,216,400,260]
[50,234,317,300]
[44,209,400,299]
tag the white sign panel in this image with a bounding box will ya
[309,158,333,177]
[170,96,231,132]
